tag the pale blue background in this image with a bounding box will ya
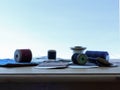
[0,0,119,59]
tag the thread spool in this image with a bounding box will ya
[71,53,88,65]
[48,50,56,60]
[85,51,109,61]
[88,57,111,66]
[14,49,32,62]
[71,46,86,54]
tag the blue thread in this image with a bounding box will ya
[48,50,56,59]
[71,53,88,65]
[85,51,109,61]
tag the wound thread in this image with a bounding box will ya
[14,49,32,62]
[48,50,56,60]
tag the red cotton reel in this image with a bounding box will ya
[14,49,32,62]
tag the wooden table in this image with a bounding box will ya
[0,59,120,90]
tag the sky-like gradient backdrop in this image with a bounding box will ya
[0,0,119,59]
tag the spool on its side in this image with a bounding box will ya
[14,49,32,62]
[71,53,88,65]
[85,51,109,61]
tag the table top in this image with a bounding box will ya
[0,59,120,83]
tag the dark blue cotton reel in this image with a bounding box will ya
[71,53,88,65]
[48,50,56,60]
[85,51,109,61]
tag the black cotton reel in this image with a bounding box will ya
[14,49,32,62]
[71,53,88,65]
[48,50,56,60]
